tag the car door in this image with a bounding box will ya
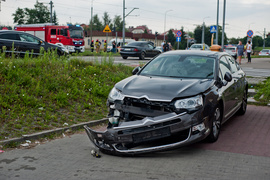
[225,55,245,107]
[218,56,238,119]
[0,32,21,55]
[18,33,44,56]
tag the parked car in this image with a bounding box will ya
[259,49,270,56]
[224,45,237,59]
[0,30,68,56]
[155,46,163,53]
[120,41,161,60]
[189,43,210,51]
[84,50,248,155]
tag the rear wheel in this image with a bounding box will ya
[139,52,145,60]
[207,105,221,143]
[237,89,247,115]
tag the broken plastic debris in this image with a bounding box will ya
[63,123,69,126]
[91,149,101,158]
[62,133,66,137]
[38,107,44,111]
[21,143,30,147]
[25,140,31,143]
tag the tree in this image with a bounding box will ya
[92,14,103,31]
[12,8,25,25]
[113,15,123,32]
[53,11,58,25]
[12,1,51,24]
[167,29,175,47]
[102,12,112,28]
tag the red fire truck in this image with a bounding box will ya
[14,23,85,53]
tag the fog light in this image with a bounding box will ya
[192,123,206,132]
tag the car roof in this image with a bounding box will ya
[0,30,30,35]
[161,50,225,58]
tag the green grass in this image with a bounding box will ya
[254,77,270,104]
[0,51,133,140]
[254,47,270,51]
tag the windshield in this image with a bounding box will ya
[140,54,215,79]
[225,47,236,50]
[69,29,84,39]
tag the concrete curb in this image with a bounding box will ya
[0,118,108,146]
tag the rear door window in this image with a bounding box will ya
[0,33,20,40]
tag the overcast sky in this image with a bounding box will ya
[1,0,270,39]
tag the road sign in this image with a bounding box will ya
[247,30,253,37]
[103,25,112,33]
[176,31,182,37]
[176,37,181,42]
[210,25,217,33]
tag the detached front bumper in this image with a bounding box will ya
[84,111,211,156]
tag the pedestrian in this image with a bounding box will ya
[112,41,116,53]
[163,41,169,52]
[161,40,165,52]
[95,39,101,53]
[90,40,94,52]
[168,42,172,51]
[246,41,252,63]
[104,40,107,52]
[236,41,244,64]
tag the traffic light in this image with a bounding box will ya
[155,32,159,37]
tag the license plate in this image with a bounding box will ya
[125,48,131,51]
[132,127,171,143]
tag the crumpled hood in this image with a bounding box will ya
[115,75,214,101]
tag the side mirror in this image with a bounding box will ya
[39,40,43,45]
[132,66,141,75]
[224,72,232,82]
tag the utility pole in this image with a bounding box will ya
[122,0,125,46]
[49,1,53,23]
[221,0,226,51]
[216,0,219,45]
[0,0,6,12]
[202,22,205,44]
[90,0,94,42]
[263,28,266,49]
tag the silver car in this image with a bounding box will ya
[259,49,270,56]
[189,44,210,51]
[224,46,237,59]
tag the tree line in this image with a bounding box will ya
[11,1,269,49]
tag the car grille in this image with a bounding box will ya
[124,97,173,112]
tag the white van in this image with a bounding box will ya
[107,38,135,52]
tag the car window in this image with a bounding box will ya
[219,56,231,79]
[0,33,20,41]
[128,42,142,46]
[148,44,154,49]
[140,54,215,79]
[225,56,239,73]
[19,34,40,44]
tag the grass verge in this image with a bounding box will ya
[0,51,133,141]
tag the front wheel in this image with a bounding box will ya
[207,105,221,143]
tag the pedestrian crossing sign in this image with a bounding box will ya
[103,25,112,33]
[210,26,217,33]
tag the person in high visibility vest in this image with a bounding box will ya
[90,40,94,52]
[95,39,101,53]
[104,40,107,52]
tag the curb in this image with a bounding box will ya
[0,118,108,146]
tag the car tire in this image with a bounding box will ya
[207,105,221,143]
[237,89,247,115]
[139,52,145,60]
[122,56,128,59]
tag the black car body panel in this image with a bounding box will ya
[120,41,161,59]
[85,50,248,156]
[0,30,66,56]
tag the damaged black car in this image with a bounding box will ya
[84,50,248,155]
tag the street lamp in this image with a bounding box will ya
[164,10,173,41]
[202,16,210,44]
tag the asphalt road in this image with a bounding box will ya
[1,105,270,180]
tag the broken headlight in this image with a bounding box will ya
[108,87,124,102]
[174,95,203,110]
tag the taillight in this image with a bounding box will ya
[120,48,124,51]
[134,48,139,52]
[267,53,269,55]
